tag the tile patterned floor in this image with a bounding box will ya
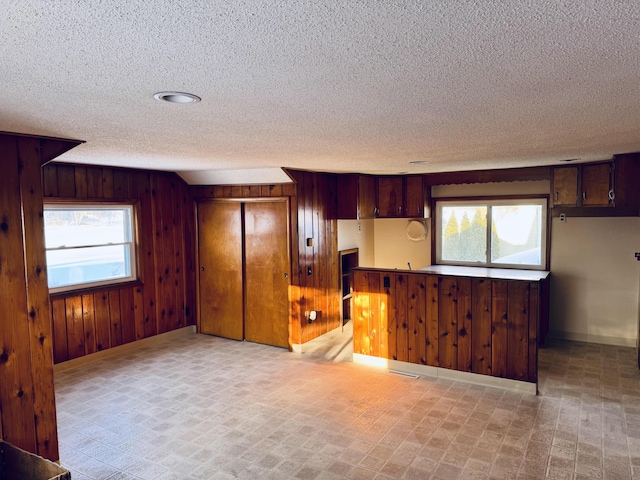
[55,332,640,480]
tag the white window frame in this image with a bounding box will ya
[44,203,137,293]
[435,198,548,270]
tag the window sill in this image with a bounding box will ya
[49,279,144,299]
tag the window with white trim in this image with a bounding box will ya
[435,198,547,270]
[44,204,137,292]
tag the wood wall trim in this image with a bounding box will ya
[423,166,551,186]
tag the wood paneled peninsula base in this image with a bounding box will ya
[352,265,550,394]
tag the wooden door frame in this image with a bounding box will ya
[194,197,293,348]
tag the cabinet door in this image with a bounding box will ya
[358,175,377,219]
[377,176,404,217]
[337,174,358,219]
[581,163,611,206]
[552,167,578,206]
[405,175,425,218]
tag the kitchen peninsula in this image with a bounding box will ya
[352,265,550,393]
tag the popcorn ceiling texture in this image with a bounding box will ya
[1,1,639,182]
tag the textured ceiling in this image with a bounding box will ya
[1,1,640,183]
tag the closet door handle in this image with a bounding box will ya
[201,266,205,271]
[284,273,288,278]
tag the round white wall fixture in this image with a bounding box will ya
[406,219,428,241]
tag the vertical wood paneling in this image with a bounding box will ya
[172,180,186,330]
[386,274,398,360]
[368,272,381,356]
[17,137,60,460]
[109,290,122,347]
[56,165,76,197]
[119,287,136,345]
[0,136,37,453]
[74,167,88,198]
[528,283,539,383]
[51,299,68,363]
[42,164,58,197]
[113,169,130,199]
[507,282,529,381]
[303,172,315,343]
[378,272,389,360]
[82,294,97,355]
[86,167,103,198]
[65,296,84,360]
[317,174,328,336]
[395,274,409,362]
[134,286,145,341]
[471,278,492,376]
[438,277,458,370]
[425,275,439,367]
[102,168,114,199]
[408,274,426,365]
[136,172,157,338]
[491,280,509,378]
[353,271,369,355]
[94,292,111,351]
[456,277,472,372]
[352,269,545,385]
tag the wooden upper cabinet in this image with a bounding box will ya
[405,175,427,218]
[358,175,377,219]
[581,162,612,206]
[337,174,376,219]
[551,167,578,207]
[612,153,640,209]
[552,162,615,208]
[377,176,404,217]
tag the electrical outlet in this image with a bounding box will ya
[635,252,640,261]
[559,213,566,223]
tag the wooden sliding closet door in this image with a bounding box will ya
[198,202,244,340]
[244,201,290,348]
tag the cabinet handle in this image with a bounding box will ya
[608,190,615,202]
[583,192,586,200]
[554,192,558,201]
[398,206,402,214]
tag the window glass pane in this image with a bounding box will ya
[491,205,543,266]
[46,244,132,289]
[44,209,130,248]
[441,206,487,263]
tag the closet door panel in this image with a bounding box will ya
[244,201,290,348]
[198,202,244,340]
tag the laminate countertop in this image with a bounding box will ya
[354,265,549,282]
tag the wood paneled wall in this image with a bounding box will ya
[287,170,340,345]
[0,132,81,461]
[191,170,341,346]
[42,164,196,364]
[354,270,545,383]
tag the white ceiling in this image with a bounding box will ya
[2,1,639,183]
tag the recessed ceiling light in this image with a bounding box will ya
[153,91,201,104]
